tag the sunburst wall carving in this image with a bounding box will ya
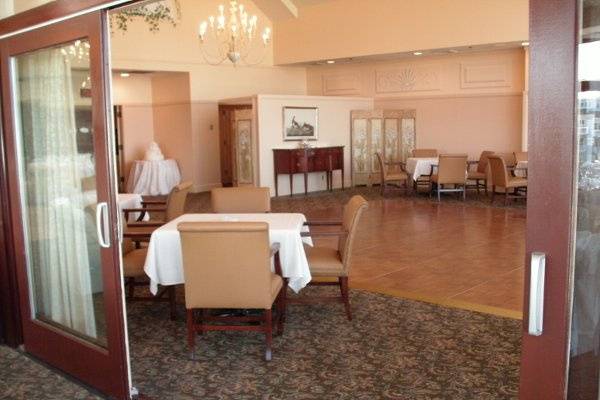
[376,66,440,93]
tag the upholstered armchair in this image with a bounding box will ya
[210,187,271,213]
[375,152,409,195]
[122,240,176,320]
[299,195,368,320]
[411,148,438,158]
[467,151,494,195]
[177,221,286,361]
[123,181,192,245]
[430,154,468,201]
[488,155,528,205]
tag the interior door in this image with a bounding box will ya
[0,12,129,399]
[520,0,600,398]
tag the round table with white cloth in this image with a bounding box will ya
[126,159,181,195]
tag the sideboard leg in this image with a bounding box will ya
[274,173,279,197]
[304,172,308,195]
[290,174,293,196]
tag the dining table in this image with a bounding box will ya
[405,157,438,181]
[117,193,150,222]
[514,160,528,177]
[143,213,313,295]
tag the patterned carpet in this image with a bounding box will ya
[0,188,524,399]
[127,286,521,400]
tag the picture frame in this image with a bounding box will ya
[283,106,318,141]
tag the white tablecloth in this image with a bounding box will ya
[126,159,181,195]
[515,161,528,177]
[144,213,313,295]
[405,157,438,181]
[117,193,150,222]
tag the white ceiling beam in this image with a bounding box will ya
[252,0,298,21]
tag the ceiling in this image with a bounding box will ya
[253,0,337,21]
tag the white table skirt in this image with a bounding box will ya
[117,193,150,222]
[405,157,438,181]
[514,161,528,177]
[144,213,313,295]
[126,159,181,195]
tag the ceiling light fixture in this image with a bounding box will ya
[120,72,131,78]
[522,41,530,46]
[326,60,336,64]
[198,1,271,66]
[413,51,423,56]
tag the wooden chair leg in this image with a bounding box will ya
[504,190,509,206]
[476,179,480,195]
[491,185,496,203]
[197,308,204,335]
[339,277,352,321]
[127,277,135,299]
[264,309,273,361]
[462,186,466,201]
[276,287,286,336]
[186,309,196,360]
[484,179,488,195]
[168,286,177,321]
[437,185,441,202]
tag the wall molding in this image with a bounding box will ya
[375,65,440,94]
[322,72,362,96]
[460,61,511,89]
[372,91,523,102]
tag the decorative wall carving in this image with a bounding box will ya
[460,62,510,89]
[322,73,362,95]
[375,65,440,94]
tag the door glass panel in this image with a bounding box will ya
[569,0,600,397]
[11,39,106,347]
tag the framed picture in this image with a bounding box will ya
[283,106,318,141]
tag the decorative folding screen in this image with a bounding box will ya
[233,108,254,185]
[351,109,416,186]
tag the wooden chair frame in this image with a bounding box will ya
[466,160,488,195]
[125,278,177,321]
[379,159,410,196]
[185,244,287,361]
[296,221,353,320]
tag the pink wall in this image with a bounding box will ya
[375,95,523,158]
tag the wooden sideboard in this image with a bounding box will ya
[273,146,344,196]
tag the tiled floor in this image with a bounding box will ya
[189,187,527,318]
[346,198,525,317]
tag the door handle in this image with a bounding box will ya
[95,202,110,248]
[528,252,546,336]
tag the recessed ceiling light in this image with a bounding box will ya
[120,72,130,78]
[326,60,335,64]
[448,49,459,53]
[413,51,423,56]
[521,41,530,46]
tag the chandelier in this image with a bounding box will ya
[198,1,271,66]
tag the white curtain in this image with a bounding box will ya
[17,46,98,338]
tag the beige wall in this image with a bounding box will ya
[256,94,373,196]
[274,0,528,65]
[307,48,526,159]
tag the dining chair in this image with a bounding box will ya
[467,150,494,195]
[411,148,438,158]
[514,151,528,163]
[298,195,368,320]
[177,221,286,361]
[123,181,192,245]
[488,155,528,205]
[210,186,271,213]
[430,154,468,201]
[375,152,409,196]
[122,240,177,320]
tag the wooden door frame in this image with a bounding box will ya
[0,12,129,399]
[519,0,578,398]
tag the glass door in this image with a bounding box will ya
[0,12,129,399]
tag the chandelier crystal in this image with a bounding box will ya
[198,1,271,66]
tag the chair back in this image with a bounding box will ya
[477,151,495,174]
[375,152,387,181]
[437,154,468,185]
[165,181,192,221]
[488,156,509,187]
[178,221,272,309]
[339,195,368,272]
[514,151,528,163]
[211,187,271,213]
[412,149,438,158]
